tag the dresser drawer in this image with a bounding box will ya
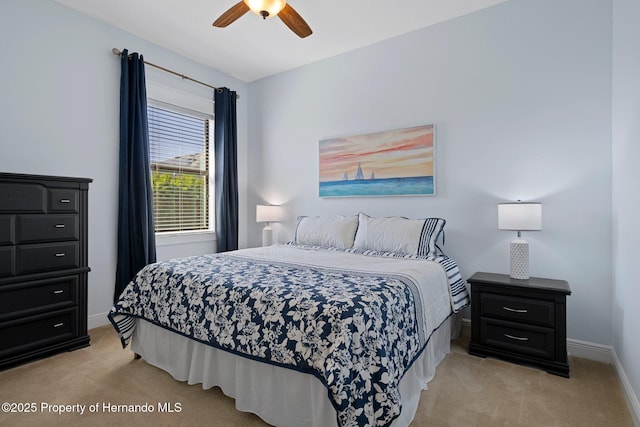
[480,292,554,327]
[0,308,78,359]
[480,317,554,360]
[0,183,46,212]
[16,214,79,243]
[0,276,78,321]
[48,189,79,213]
[0,215,15,244]
[0,247,15,278]
[16,242,79,275]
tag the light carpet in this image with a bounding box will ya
[0,325,633,426]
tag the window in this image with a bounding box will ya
[148,103,214,233]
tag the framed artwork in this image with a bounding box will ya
[319,124,435,197]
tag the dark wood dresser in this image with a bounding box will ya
[0,173,91,369]
[468,271,571,377]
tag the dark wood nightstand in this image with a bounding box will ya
[468,272,571,377]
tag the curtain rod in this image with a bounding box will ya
[111,48,239,99]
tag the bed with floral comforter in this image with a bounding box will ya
[109,244,468,426]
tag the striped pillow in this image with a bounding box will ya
[417,217,446,257]
[354,213,446,257]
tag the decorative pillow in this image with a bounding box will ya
[416,217,447,257]
[294,215,359,249]
[354,213,446,257]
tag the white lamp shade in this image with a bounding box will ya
[498,202,542,231]
[256,204,283,223]
[244,0,286,17]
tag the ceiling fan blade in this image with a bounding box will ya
[278,4,312,38]
[213,1,250,28]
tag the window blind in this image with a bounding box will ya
[148,104,211,233]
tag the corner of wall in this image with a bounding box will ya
[612,348,640,427]
[88,312,111,330]
[566,338,612,364]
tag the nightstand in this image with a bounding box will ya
[468,272,571,377]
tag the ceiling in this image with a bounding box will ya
[55,0,510,83]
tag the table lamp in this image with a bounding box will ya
[498,201,542,279]
[256,204,283,246]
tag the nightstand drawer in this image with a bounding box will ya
[480,317,554,360]
[481,293,554,327]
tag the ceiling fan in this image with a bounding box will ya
[213,0,312,38]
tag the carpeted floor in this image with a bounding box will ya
[0,325,633,426]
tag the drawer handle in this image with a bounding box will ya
[60,199,71,204]
[53,290,64,294]
[55,224,66,228]
[55,253,66,257]
[504,333,529,341]
[503,306,528,314]
[53,322,64,328]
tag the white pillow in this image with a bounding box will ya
[354,213,446,257]
[353,213,423,255]
[294,215,359,249]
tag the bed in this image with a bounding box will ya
[109,213,469,426]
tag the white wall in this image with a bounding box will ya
[612,0,640,419]
[0,0,249,323]
[0,0,635,415]
[248,0,613,345]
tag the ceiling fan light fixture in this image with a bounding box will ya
[244,0,286,19]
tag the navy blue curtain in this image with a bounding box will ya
[114,49,157,302]
[214,88,239,252]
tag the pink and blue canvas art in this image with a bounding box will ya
[319,125,435,197]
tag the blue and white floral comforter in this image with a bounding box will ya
[109,245,468,427]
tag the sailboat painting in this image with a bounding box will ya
[319,124,435,197]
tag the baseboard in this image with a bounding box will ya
[463,318,613,363]
[88,311,110,330]
[566,338,612,364]
[611,348,640,427]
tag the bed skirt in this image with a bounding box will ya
[131,315,457,426]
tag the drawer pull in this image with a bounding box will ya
[59,199,71,204]
[53,322,64,328]
[504,333,529,341]
[55,224,66,228]
[53,290,64,294]
[55,253,66,257]
[503,306,528,314]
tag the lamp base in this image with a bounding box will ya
[262,225,273,247]
[510,238,529,279]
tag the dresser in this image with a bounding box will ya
[468,272,571,377]
[0,173,91,369]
